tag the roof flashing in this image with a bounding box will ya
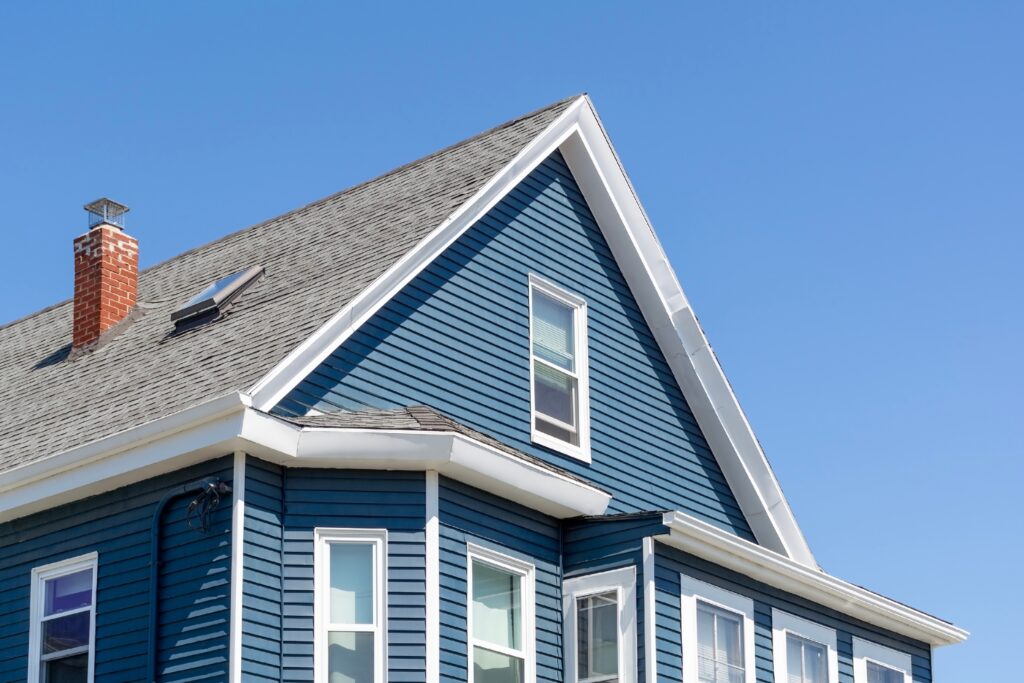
[171,265,264,326]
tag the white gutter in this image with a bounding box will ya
[0,395,609,523]
[659,511,968,647]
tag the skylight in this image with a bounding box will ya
[172,265,264,326]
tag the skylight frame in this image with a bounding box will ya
[171,265,264,325]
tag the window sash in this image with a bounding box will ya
[467,545,535,683]
[697,603,745,681]
[314,529,387,683]
[576,591,620,683]
[29,554,97,683]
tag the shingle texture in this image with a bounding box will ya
[0,96,577,474]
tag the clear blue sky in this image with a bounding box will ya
[1,3,1019,679]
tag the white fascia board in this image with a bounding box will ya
[0,392,252,523]
[243,94,815,567]
[558,100,815,567]
[659,511,968,647]
[247,97,590,411]
[0,397,608,522]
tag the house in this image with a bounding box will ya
[0,94,966,683]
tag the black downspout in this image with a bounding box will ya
[147,478,230,683]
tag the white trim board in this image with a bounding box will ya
[0,394,609,523]
[679,573,756,683]
[424,471,440,683]
[244,94,815,568]
[659,511,968,647]
[228,451,246,682]
[771,608,839,683]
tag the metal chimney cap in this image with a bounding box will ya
[84,197,130,229]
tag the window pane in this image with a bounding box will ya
[42,653,88,683]
[696,607,716,682]
[867,661,904,683]
[802,639,826,683]
[715,611,742,667]
[473,646,525,683]
[532,292,575,371]
[534,362,577,433]
[327,631,374,683]
[42,611,90,654]
[577,592,618,682]
[787,635,803,683]
[44,570,92,616]
[329,543,374,625]
[472,561,521,650]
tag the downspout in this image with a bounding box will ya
[147,477,231,683]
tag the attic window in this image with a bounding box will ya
[171,265,264,327]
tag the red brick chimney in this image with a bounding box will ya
[73,198,138,348]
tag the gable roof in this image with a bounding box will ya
[0,95,576,475]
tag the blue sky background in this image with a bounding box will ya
[1,3,1019,679]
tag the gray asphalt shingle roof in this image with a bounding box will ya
[0,95,577,474]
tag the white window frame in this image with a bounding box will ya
[528,273,591,462]
[771,609,839,683]
[313,528,388,683]
[28,552,98,683]
[564,566,637,683]
[467,543,537,683]
[679,573,756,683]
[852,637,912,683]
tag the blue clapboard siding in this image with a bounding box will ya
[438,476,561,683]
[563,514,667,683]
[243,457,286,682]
[276,468,426,683]
[276,151,754,541]
[0,456,233,682]
[653,542,933,683]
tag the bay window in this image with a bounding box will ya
[468,544,535,683]
[28,553,97,683]
[314,529,387,683]
[528,274,589,460]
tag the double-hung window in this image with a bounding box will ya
[563,566,637,683]
[679,574,755,683]
[28,553,98,683]
[468,544,536,683]
[528,274,589,460]
[852,638,912,683]
[314,529,387,683]
[771,610,839,683]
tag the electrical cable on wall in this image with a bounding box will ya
[185,480,231,532]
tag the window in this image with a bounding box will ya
[528,274,589,460]
[468,544,536,683]
[28,553,98,683]
[314,529,387,683]
[563,566,637,683]
[679,574,755,683]
[171,264,264,327]
[852,638,911,683]
[771,610,839,683]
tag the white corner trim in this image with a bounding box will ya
[563,566,637,683]
[660,510,968,647]
[28,551,99,683]
[247,97,590,412]
[243,93,815,568]
[466,543,537,683]
[679,573,756,683]
[852,637,913,683]
[313,528,389,683]
[229,451,246,683]
[771,609,839,683]
[425,471,440,683]
[642,538,657,683]
[0,398,609,524]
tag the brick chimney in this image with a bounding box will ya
[73,198,138,348]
